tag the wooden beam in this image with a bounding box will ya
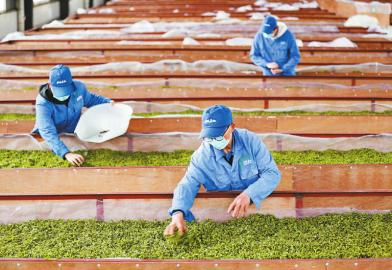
[0,165,390,196]
[0,257,391,270]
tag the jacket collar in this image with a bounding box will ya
[272,22,288,39]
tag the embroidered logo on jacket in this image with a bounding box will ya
[243,159,253,166]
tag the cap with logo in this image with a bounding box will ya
[262,15,278,34]
[49,64,74,98]
[200,105,233,139]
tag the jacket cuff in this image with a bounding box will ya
[244,188,261,209]
[58,147,70,160]
[281,64,290,72]
[169,209,184,216]
[168,208,196,222]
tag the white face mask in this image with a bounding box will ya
[209,137,230,150]
[206,128,232,150]
[263,32,273,39]
[54,95,70,101]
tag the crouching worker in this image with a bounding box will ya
[250,15,300,76]
[32,64,112,166]
[164,105,281,236]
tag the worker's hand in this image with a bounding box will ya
[65,152,85,167]
[267,62,279,69]
[227,192,251,218]
[164,212,187,236]
[271,68,283,75]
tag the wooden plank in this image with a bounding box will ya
[0,166,294,195]
[0,166,187,195]
[0,84,390,101]
[302,196,392,210]
[0,165,390,196]
[0,258,391,270]
[129,117,277,133]
[2,116,389,135]
[293,165,392,192]
[268,100,372,109]
[276,116,392,134]
[326,259,392,270]
[0,120,35,133]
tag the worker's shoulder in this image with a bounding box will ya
[35,94,48,106]
[254,31,264,40]
[236,128,265,149]
[191,142,214,161]
[35,90,51,106]
[254,30,263,37]
[72,80,87,92]
[282,28,296,39]
[236,128,258,141]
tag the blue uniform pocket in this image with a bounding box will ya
[239,156,259,180]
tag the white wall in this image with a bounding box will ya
[33,1,60,27]
[0,1,6,12]
[0,10,18,38]
[0,0,105,39]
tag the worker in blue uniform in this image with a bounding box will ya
[32,65,111,166]
[250,15,301,76]
[164,105,281,236]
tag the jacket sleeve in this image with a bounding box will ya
[81,83,112,108]
[250,34,268,68]
[243,134,281,208]
[281,34,301,72]
[36,103,70,158]
[169,157,202,221]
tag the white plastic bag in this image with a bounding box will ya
[75,103,133,143]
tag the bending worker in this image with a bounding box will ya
[250,15,300,76]
[32,64,112,166]
[164,105,281,236]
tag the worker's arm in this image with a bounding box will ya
[243,135,281,208]
[36,103,69,159]
[281,34,301,73]
[168,157,202,221]
[250,33,269,68]
[81,83,112,108]
[164,157,202,235]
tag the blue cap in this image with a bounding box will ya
[49,64,74,97]
[200,105,233,139]
[262,15,278,34]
